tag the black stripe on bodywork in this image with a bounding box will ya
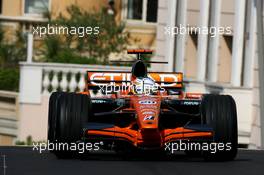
[83,122,114,130]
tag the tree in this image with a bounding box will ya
[0,25,26,91]
[0,26,27,68]
[42,5,130,64]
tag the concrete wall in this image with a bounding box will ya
[249,49,261,148]
[0,91,19,145]
[18,95,49,141]
[218,35,232,83]
[184,34,198,79]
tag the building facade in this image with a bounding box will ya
[0,0,157,51]
[154,0,261,148]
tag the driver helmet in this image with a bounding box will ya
[132,77,156,95]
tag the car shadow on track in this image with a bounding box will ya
[51,150,250,163]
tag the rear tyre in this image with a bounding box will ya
[48,92,90,158]
[201,94,238,161]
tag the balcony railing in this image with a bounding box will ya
[19,62,131,103]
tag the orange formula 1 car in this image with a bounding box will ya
[48,50,238,161]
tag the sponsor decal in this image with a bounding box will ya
[182,101,200,105]
[140,105,157,109]
[91,99,107,103]
[144,116,155,120]
[88,72,182,88]
[139,100,157,105]
[142,111,155,115]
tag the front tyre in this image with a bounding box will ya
[201,94,238,161]
[48,92,90,158]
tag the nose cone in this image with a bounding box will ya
[132,96,161,130]
[132,96,162,147]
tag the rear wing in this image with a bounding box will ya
[127,49,153,55]
[87,71,183,90]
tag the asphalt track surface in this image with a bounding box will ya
[0,147,263,175]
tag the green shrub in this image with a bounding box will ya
[15,135,46,146]
[15,140,26,145]
[0,68,19,91]
[46,49,99,64]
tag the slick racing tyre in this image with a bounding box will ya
[48,92,90,158]
[201,94,238,161]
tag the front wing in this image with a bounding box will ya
[83,122,213,149]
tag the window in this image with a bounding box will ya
[127,0,158,23]
[0,0,2,14]
[24,0,49,15]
